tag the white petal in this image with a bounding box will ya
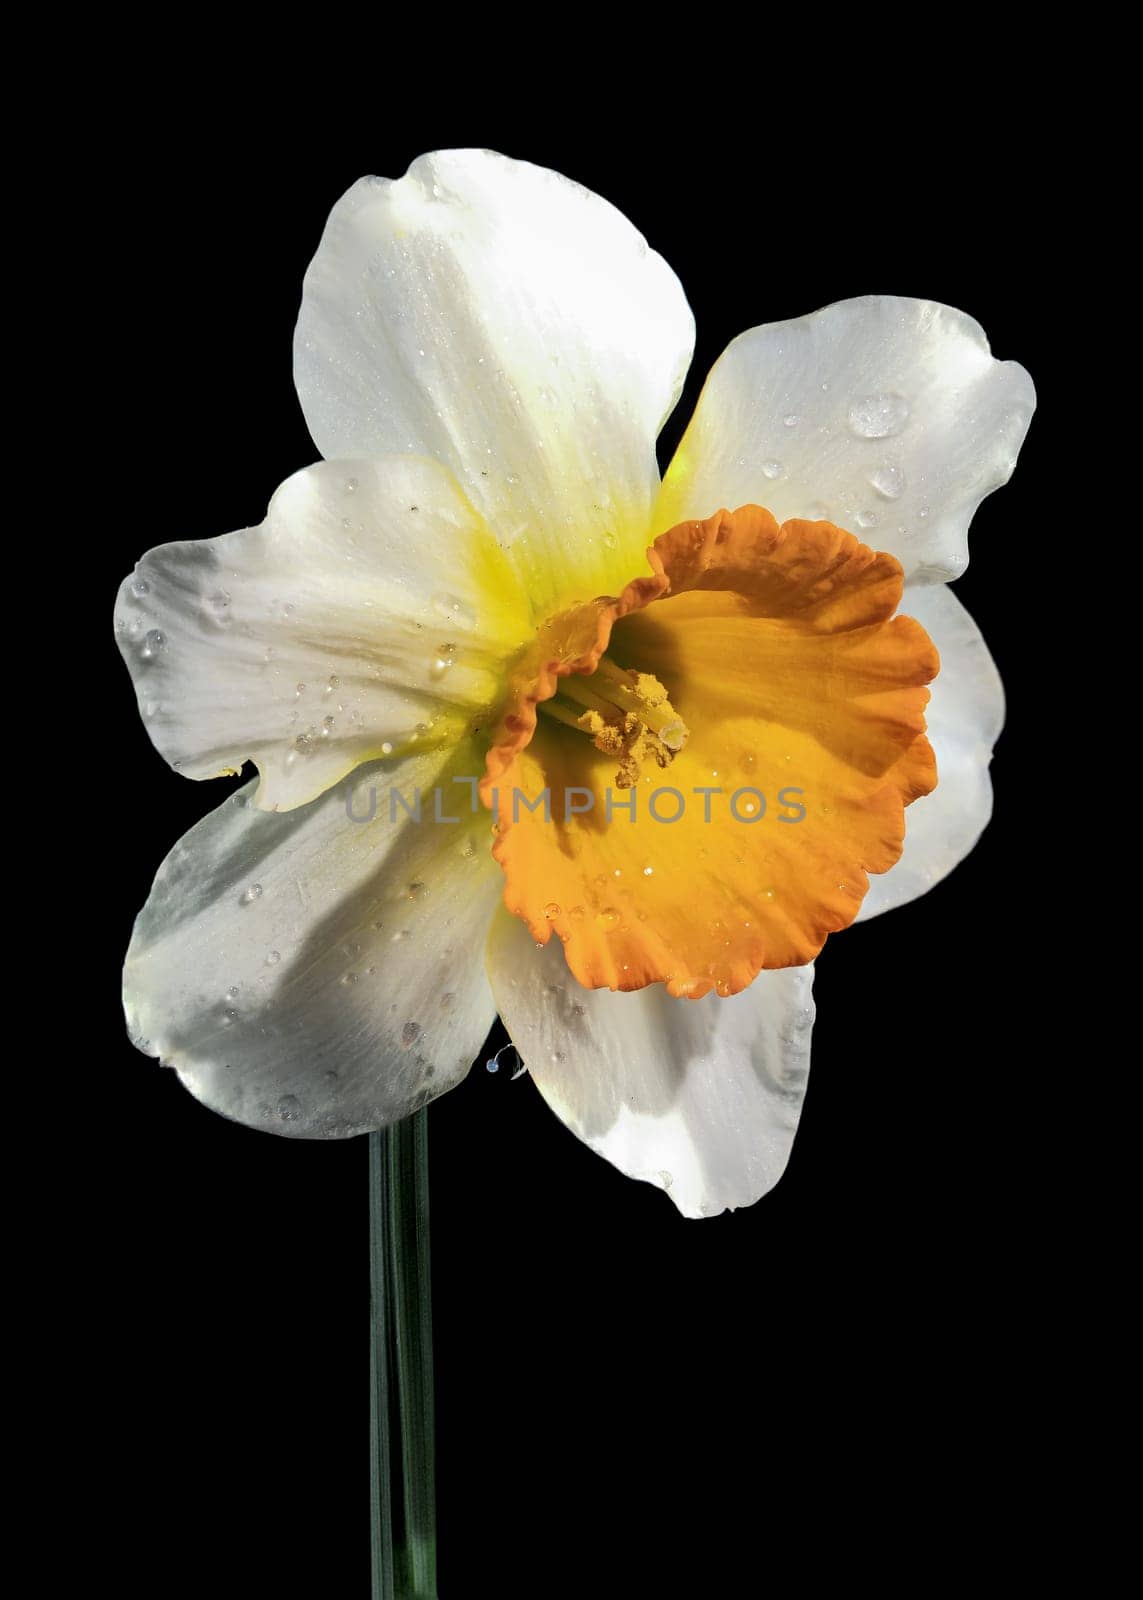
[486,910,814,1218]
[295,150,695,613]
[657,296,1034,581]
[859,584,1003,919]
[115,456,530,811]
[124,744,502,1135]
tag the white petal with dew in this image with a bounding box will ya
[295,149,695,614]
[487,910,814,1218]
[115,456,529,812]
[124,743,501,1135]
[658,295,1034,582]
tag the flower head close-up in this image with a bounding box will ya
[114,148,1034,1220]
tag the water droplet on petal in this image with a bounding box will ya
[782,414,800,428]
[131,577,150,598]
[848,394,910,439]
[241,883,263,905]
[544,902,562,919]
[432,592,475,627]
[140,629,165,659]
[869,462,907,500]
[596,909,620,932]
[430,642,457,679]
[344,476,358,493]
[856,509,878,529]
[761,460,783,479]
[266,950,281,966]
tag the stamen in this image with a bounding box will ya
[539,652,690,787]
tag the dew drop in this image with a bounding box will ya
[432,592,475,627]
[430,643,456,679]
[602,531,618,550]
[266,950,281,966]
[596,909,620,932]
[848,394,910,439]
[869,462,907,500]
[241,883,263,905]
[544,902,562,919]
[140,629,165,659]
[131,577,150,598]
[782,413,800,428]
[761,460,783,479]
[381,741,394,756]
[739,752,757,773]
[407,881,426,900]
[344,476,358,493]
[856,510,878,530]
[642,865,654,876]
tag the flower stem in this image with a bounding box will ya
[369,1111,437,1599]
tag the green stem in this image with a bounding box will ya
[369,1111,437,1599]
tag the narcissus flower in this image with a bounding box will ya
[116,150,1033,1217]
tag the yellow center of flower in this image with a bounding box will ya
[539,654,690,789]
[480,505,939,999]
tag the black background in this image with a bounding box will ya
[83,104,1062,1596]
